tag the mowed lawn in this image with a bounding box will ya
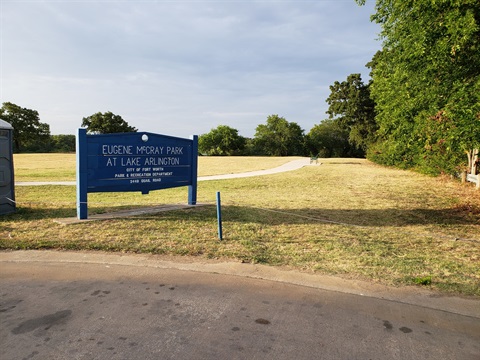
[13,153,300,181]
[2,155,480,296]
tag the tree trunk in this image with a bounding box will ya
[472,149,479,175]
[466,149,479,175]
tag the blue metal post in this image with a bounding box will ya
[216,191,223,240]
[76,128,88,219]
[188,135,198,205]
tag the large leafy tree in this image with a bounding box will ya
[254,115,305,156]
[199,125,246,155]
[81,111,137,134]
[358,0,480,174]
[325,73,376,153]
[306,119,363,158]
[51,135,76,153]
[0,102,51,152]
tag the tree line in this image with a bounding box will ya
[0,99,366,158]
[1,0,478,175]
[0,104,137,153]
[198,112,365,157]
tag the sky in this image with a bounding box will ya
[1,0,381,138]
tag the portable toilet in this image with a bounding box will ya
[0,120,15,215]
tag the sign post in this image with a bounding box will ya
[188,135,198,205]
[216,191,223,240]
[76,128,88,219]
[76,129,198,219]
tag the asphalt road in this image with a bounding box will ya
[1,251,479,360]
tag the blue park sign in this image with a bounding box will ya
[76,128,198,219]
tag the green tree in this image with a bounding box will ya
[198,125,247,155]
[51,135,76,152]
[325,73,376,153]
[358,0,480,174]
[81,111,137,134]
[306,120,362,158]
[0,102,51,152]
[254,115,305,156]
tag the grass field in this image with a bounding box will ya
[2,155,480,296]
[13,154,299,181]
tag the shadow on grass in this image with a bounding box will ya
[0,207,77,221]
[2,203,478,228]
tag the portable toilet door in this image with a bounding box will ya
[0,120,15,215]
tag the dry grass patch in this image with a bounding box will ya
[14,153,77,181]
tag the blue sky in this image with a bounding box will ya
[1,0,380,138]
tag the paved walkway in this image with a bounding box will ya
[198,158,315,181]
[15,158,316,186]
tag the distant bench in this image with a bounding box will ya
[310,156,319,164]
